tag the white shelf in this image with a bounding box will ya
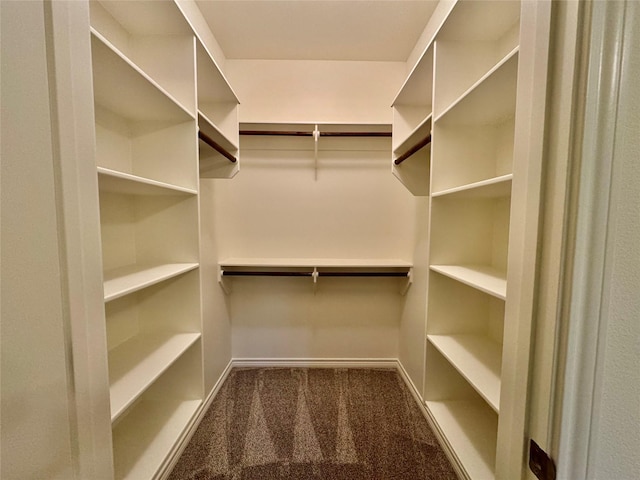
[196,40,239,104]
[426,400,497,480]
[103,263,199,302]
[432,174,513,199]
[198,111,239,152]
[428,334,502,412]
[435,49,519,126]
[392,45,433,107]
[97,167,197,196]
[91,30,194,123]
[109,333,201,422]
[220,258,412,268]
[113,398,201,480]
[393,114,432,156]
[430,265,506,300]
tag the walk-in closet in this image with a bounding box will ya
[3,1,639,480]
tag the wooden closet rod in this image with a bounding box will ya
[222,271,313,277]
[239,130,391,138]
[319,131,392,138]
[318,271,408,277]
[198,130,237,163]
[240,130,314,137]
[394,134,432,165]
[221,270,407,278]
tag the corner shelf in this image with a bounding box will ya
[109,332,201,422]
[103,263,199,302]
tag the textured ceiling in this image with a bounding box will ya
[196,0,438,61]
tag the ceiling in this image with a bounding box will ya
[195,1,438,62]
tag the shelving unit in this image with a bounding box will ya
[87,1,237,478]
[391,46,433,196]
[390,0,551,478]
[196,40,240,178]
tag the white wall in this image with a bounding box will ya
[215,134,415,359]
[399,197,430,394]
[226,59,405,124]
[199,180,232,392]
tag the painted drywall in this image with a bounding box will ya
[1,1,74,477]
[588,1,640,476]
[399,197,429,395]
[225,59,405,124]
[215,135,415,359]
[199,180,233,394]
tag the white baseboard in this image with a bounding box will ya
[158,359,233,480]
[231,357,399,369]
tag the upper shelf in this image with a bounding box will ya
[196,40,239,105]
[392,45,433,107]
[91,30,194,123]
[92,0,192,37]
[434,49,519,126]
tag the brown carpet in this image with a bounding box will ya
[169,368,457,480]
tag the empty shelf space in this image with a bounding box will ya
[435,50,519,126]
[198,111,238,152]
[427,334,501,412]
[430,265,506,300]
[196,40,239,105]
[393,114,432,156]
[104,263,199,302]
[432,174,513,198]
[426,399,497,480]
[113,398,201,480]
[97,168,197,196]
[109,333,201,422]
[91,30,194,123]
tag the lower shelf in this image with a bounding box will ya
[427,334,502,413]
[109,332,201,422]
[426,399,497,480]
[113,398,201,480]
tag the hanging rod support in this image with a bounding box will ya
[198,130,237,163]
[394,134,432,165]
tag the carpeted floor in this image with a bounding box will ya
[169,368,457,480]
